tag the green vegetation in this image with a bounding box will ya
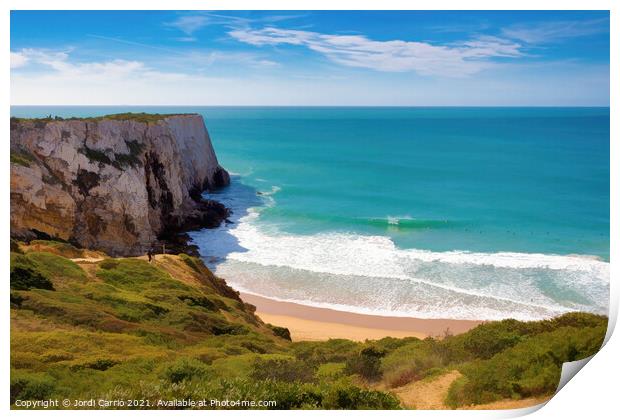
[10,267,54,291]
[94,112,194,123]
[445,324,606,407]
[23,240,99,259]
[10,149,36,167]
[11,112,196,125]
[10,242,399,409]
[78,144,113,166]
[113,140,144,169]
[269,325,292,341]
[78,139,146,170]
[9,240,607,409]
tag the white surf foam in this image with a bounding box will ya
[223,209,608,275]
[191,194,609,321]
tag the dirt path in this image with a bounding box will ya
[70,255,150,263]
[70,257,105,263]
[393,370,462,409]
[392,369,551,410]
[461,396,551,410]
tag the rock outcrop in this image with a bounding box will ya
[10,113,230,256]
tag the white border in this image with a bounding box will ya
[3,1,617,419]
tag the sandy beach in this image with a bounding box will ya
[241,292,482,342]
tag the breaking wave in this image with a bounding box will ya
[190,180,609,321]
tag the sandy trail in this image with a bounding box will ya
[70,257,105,263]
[461,396,551,410]
[391,370,550,410]
[392,370,462,409]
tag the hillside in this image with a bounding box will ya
[10,240,607,409]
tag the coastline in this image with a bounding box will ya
[241,292,482,341]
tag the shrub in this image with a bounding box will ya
[161,358,210,384]
[10,373,56,404]
[443,313,608,363]
[79,144,112,166]
[178,294,218,311]
[381,340,443,387]
[445,376,473,408]
[446,325,606,407]
[10,267,54,291]
[316,362,346,380]
[179,253,202,273]
[10,149,35,167]
[99,259,119,270]
[240,341,267,354]
[460,320,524,359]
[292,339,360,367]
[269,325,292,341]
[321,380,401,409]
[10,293,25,308]
[211,322,248,336]
[113,140,144,169]
[345,346,386,381]
[94,377,400,409]
[10,239,23,254]
[251,357,316,383]
[82,358,119,371]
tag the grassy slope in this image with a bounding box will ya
[10,240,607,409]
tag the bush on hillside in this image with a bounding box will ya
[345,346,386,381]
[445,325,606,407]
[161,358,210,384]
[269,325,292,341]
[251,357,316,383]
[10,372,56,404]
[381,340,443,387]
[10,267,54,291]
[292,339,360,367]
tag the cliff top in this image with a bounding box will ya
[10,112,199,125]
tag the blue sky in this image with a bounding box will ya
[10,10,610,105]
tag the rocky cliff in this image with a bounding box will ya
[10,113,230,256]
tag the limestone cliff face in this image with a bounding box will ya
[10,114,230,256]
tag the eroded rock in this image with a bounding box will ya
[10,114,230,256]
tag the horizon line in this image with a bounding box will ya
[10,104,611,108]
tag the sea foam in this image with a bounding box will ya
[191,200,609,321]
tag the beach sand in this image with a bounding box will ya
[241,293,482,342]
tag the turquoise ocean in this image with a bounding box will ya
[11,106,610,320]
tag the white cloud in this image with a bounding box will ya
[9,48,608,106]
[229,27,523,77]
[11,52,29,68]
[178,50,279,68]
[458,36,524,58]
[11,48,148,78]
[9,48,280,105]
[164,12,254,36]
[502,18,609,44]
[165,15,211,35]
[164,12,307,37]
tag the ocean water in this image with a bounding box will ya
[11,106,610,320]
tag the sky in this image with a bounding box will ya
[10,10,610,106]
